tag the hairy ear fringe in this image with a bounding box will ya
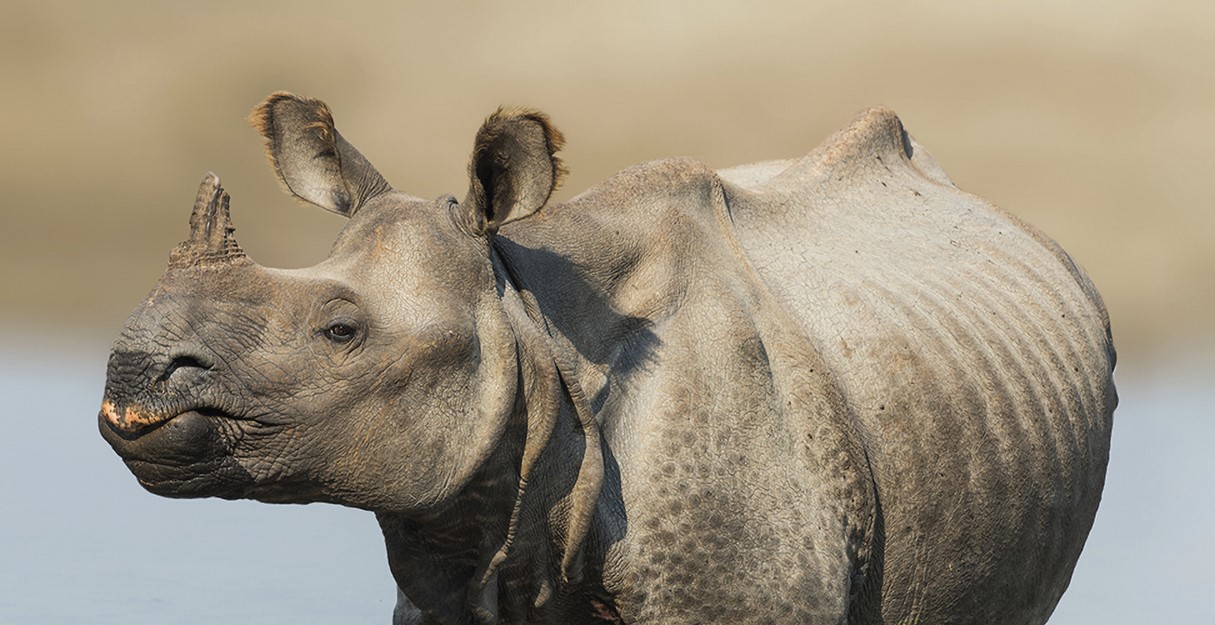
[466,107,570,235]
[484,107,569,195]
[247,91,339,204]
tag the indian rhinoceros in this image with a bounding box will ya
[99,92,1116,625]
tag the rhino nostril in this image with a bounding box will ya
[160,354,212,382]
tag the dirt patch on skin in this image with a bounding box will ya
[3,1,1211,369]
[100,399,171,435]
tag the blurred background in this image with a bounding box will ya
[1,1,1210,623]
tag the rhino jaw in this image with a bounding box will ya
[98,401,254,499]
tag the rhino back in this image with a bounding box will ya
[724,109,1116,624]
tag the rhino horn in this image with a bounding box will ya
[168,172,249,268]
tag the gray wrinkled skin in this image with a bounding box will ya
[99,92,1115,625]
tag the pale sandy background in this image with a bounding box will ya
[5,0,1214,366]
[2,1,1211,623]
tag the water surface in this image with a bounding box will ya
[0,342,393,624]
[1,340,1209,623]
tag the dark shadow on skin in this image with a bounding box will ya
[493,237,661,414]
[581,437,628,622]
[493,237,646,619]
[899,126,915,160]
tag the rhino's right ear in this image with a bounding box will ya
[462,108,567,236]
[250,92,392,217]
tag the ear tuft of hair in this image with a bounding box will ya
[245,92,390,217]
[248,92,338,197]
[490,107,569,194]
[465,107,569,233]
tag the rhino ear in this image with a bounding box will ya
[250,92,392,217]
[463,108,567,235]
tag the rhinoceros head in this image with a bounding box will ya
[99,93,568,513]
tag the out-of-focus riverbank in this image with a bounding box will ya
[3,1,1213,371]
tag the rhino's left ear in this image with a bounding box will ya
[463,108,567,235]
[250,92,392,218]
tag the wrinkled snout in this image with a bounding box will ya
[100,344,214,438]
[96,173,280,499]
[98,338,254,498]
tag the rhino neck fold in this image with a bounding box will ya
[374,248,607,623]
[491,242,605,582]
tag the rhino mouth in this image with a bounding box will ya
[100,398,212,437]
[99,400,234,440]
[98,403,257,497]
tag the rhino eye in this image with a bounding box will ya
[323,321,358,343]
